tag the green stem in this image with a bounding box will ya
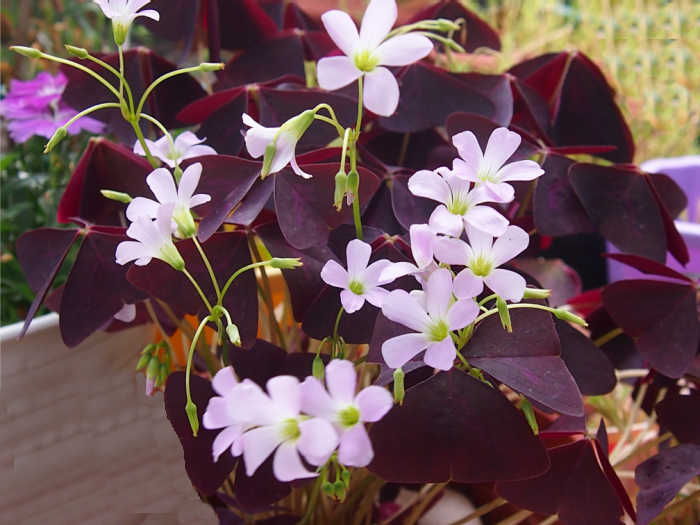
[354,76,363,135]
[59,102,121,130]
[85,53,134,113]
[185,315,210,434]
[38,52,122,99]
[332,307,344,343]
[118,46,126,115]
[474,303,561,325]
[219,260,277,301]
[314,114,346,137]
[478,293,498,306]
[248,238,287,350]
[139,112,176,153]
[130,118,159,168]
[299,473,324,525]
[192,236,222,302]
[455,348,469,368]
[183,268,213,312]
[136,65,203,117]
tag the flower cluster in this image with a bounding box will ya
[203,359,392,481]
[0,71,104,143]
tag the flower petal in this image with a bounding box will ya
[364,287,389,308]
[465,224,494,257]
[483,127,521,172]
[410,223,436,269]
[338,424,374,467]
[300,377,336,419]
[381,289,430,332]
[452,131,483,168]
[177,162,202,202]
[429,205,464,237]
[317,56,362,91]
[490,225,530,267]
[363,259,392,287]
[382,332,430,369]
[359,0,397,50]
[115,240,147,265]
[465,205,508,237]
[355,385,393,422]
[485,268,527,302]
[484,181,515,203]
[378,261,418,283]
[125,196,159,222]
[326,359,357,403]
[321,259,349,289]
[114,303,136,322]
[266,375,301,417]
[273,441,316,481]
[453,268,484,299]
[174,130,203,150]
[434,237,472,266]
[346,239,371,278]
[185,144,217,158]
[189,194,211,208]
[408,169,450,204]
[212,425,242,461]
[448,298,479,330]
[133,9,160,21]
[363,66,399,116]
[376,33,433,66]
[241,425,282,477]
[211,366,238,396]
[146,167,178,204]
[423,337,456,371]
[290,154,313,179]
[321,9,360,56]
[297,417,339,466]
[340,289,366,313]
[203,397,234,429]
[425,268,453,320]
[496,159,545,182]
[270,131,296,174]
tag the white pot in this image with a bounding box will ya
[0,314,215,524]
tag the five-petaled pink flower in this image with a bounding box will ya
[203,367,246,462]
[321,239,396,313]
[381,268,478,370]
[451,128,544,203]
[317,0,433,116]
[434,224,530,302]
[408,167,509,237]
[301,359,392,467]
[133,131,216,168]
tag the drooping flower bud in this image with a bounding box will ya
[345,169,359,205]
[199,62,225,72]
[226,323,241,347]
[393,367,405,405]
[65,45,89,58]
[312,353,325,380]
[185,401,199,436]
[269,257,303,269]
[522,288,552,300]
[10,46,41,59]
[145,355,160,396]
[334,170,348,211]
[44,127,67,153]
[497,296,512,333]
[553,308,588,327]
[101,189,133,203]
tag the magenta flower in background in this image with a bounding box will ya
[408,167,509,237]
[0,71,104,143]
[381,268,479,371]
[320,239,397,313]
[301,360,392,467]
[317,0,433,116]
[435,225,530,302]
[451,128,544,203]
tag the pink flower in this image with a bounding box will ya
[381,268,478,370]
[229,376,339,482]
[94,0,159,45]
[408,167,508,237]
[378,224,438,284]
[133,131,216,168]
[434,225,530,302]
[320,239,395,313]
[202,367,246,461]
[126,163,210,238]
[317,0,433,116]
[451,128,544,202]
[300,360,392,467]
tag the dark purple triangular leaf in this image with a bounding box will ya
[136,0,199,43]
[603,280,699,378]
[648,172,688,220]
[635,444,700,525]
[554,319,617,396]
[569,163,667,262]
[646,172,689,265]
[15,227,81,337]
[128,232,258,348]
[390,171,435,231]
[369,370,549,483]
[164,371,236,495]
[273,163,380,249]
[364,128,453,171]
[656,391,700,445]
[218,0,279,51]
[602,253,693,283]
[57,139,151,226]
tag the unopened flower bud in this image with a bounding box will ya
[434,18,462,33]
[522,288,551,300]
[135,351,151,371]
[345,169,359,204]
[226,324,241,347]
[145,356,160,396]
[65,45,89,58]
[157,362,169,387]
[497,297,512,333]
[553,308,588,327]
[10,46,42,59]
[101,189,133,203]
[333,480,346,501]
[44,127,67,153]
[393,367,405,405]
[312,354,325,380]
[322,481,334,496]
[334,171,348,211]
[340,469,351,486]
[269,257,303,269]
[199,62,224,72]
[185,401,199,436]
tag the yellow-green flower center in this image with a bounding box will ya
[427,319,450,342]
[349,280,365,295]
[280,418,301,441]
[470,254,493,277]
[354,50,379,72]
[448,196,470,216]
[338,406,360,428]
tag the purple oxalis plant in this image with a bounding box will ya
[10,0,699,523]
